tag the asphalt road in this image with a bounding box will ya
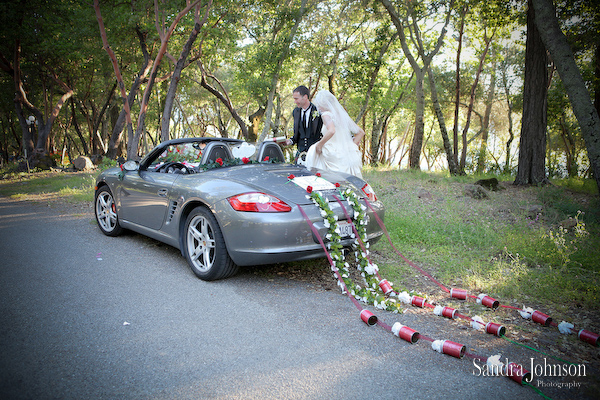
[0,197,591,399]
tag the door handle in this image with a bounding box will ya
[157,189,168,197]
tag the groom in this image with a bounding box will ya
[285,85,323,161]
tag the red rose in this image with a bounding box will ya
[242,157,249,164]
[306,186,313,193]
[316,172,321,177]
[216,158,223,166]
[264,156,270,161]
[288,174,295,180]
[335,182,340,188]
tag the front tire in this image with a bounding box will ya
[183,207,238,281]
[95,186,123,236]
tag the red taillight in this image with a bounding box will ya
[228,192,292,212]
[361,183,377,202]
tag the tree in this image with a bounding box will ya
[427,66,459,174]
[515,0,549,186]
[0,0,79,166]
[378,0,453,169]
[531,0,600,193]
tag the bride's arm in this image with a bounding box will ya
[352,127,365,145]
[315,114,335,154]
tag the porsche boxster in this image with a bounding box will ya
[94,137,385,281]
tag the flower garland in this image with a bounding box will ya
[198,156,280,171]
[306,186,404,313]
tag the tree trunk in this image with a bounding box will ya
[370,113,384,165]
[130,0,200,159]
[409,68,425,169]
[515,0,549,186]
[453,5,467,170]
[427,66,458,175]
[476,66,496,174]
[70,99,90,156]
[531,0,600,193]
[160,1,211,142]
[91,83,116,155]
[160,21,201,142]
[460,29,494,172]
[379,0,451,170]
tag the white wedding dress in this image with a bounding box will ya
[305,111,363,178]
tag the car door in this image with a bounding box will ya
[118,170,179,230]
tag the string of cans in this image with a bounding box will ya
[297,190,536,389]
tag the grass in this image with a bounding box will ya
[0,170,96,203]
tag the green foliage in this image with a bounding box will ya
[98,157,119,171]
[0,0,597,197]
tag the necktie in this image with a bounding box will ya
[302,109,307,128]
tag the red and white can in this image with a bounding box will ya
[442,340,466,358]
[531,310,552,326]
[360,309,377,326]
[578,329,600,347]
[485,322,506,337]
[479,295,500,309]
[450,288,468,300]
[442,307,457,319]
[398,326,419,344]
[378,279,393,295]
[411,296,427,308]
[506,362,531,385]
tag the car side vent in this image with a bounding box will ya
[166,201,178,224]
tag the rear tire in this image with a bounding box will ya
[183,206,238,281]
[95,186,123,236]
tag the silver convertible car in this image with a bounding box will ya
[94,137,385,280]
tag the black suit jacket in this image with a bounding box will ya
[291,103,323,152]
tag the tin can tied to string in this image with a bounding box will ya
[434,305,457,319]
[450,288,468,300]
[442,307,457,319]
[432,340,466,359]
[506,362,532,385]
[391,322,419,344]
[485,322,506,337]
[578,329,600,347]
[378,279,394,295]
[531,310,552,326]
[360,309,377,326]
[477,294,500,309]
[411,295,427,308]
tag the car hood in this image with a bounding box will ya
[206,163,366,205]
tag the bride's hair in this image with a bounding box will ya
[312,90,359,135]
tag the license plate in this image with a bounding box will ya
[338,221,353,237]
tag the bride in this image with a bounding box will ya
[305,90,365,178]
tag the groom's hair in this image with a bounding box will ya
[293,85,310,98]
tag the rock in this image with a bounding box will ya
[417,188,433,201]
[474,177,501,191]
[463,184,488,199]
[73,156,95,171]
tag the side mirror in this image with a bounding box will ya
[122,160,139,171]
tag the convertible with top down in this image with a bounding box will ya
[94,137,385,281]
